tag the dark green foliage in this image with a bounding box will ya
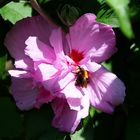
[0,97,23,138]
[23,105,65,140]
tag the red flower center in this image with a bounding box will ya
[70,50,84,63]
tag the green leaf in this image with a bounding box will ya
[0,54,7,79]
[37,0,51,5]
[89,107,96,118]
[0,1,32,24]
[97,7,119,27]
[106,0,134,39]
[97,0,106,5]
[102,61,112,71]
[71,125,94,140]
[57,4,80,26]
[71,128,85,140]
[71,114,94,140]
[0,97,23,138]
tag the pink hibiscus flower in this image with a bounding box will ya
[5,13,125,133]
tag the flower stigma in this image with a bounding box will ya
[75,66,89,88]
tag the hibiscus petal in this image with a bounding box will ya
[11,77,39,110]
[35,63,64,93]
[37,67,82,111]
[66,13,116,63]
[36,63,76,96]
[25,36,55,63]
[52,98,89,133]
[57,72,75,92]
[81,60,101,72]
[34,87,54,108]
[88,67,125,113]
[79,92,90,118]
[14,58,33,70]
[35,63,58,81]
[52,98,79,133]
[87,84,114,113]
[59,81,83,99]
[5,15,55,69]
[49,28,65,58]
[57,81,85,111]
[66,97,81,111]
[9,70,31,78]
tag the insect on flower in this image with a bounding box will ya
[5,13,126,133]
[75,66,89,88]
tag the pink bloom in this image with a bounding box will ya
[5,13,125,133]
[5,15,55,110]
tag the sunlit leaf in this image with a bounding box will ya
[97,0,106,4]
[89,107,96,118]
[71,126,94,140]
[102,61,112,71]
[71,128,85,140]
[106,0,134,39]
[97,7,119,27]
[71,117,94,140]
[0,1,32,24]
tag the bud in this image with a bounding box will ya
[57,4,80,26]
